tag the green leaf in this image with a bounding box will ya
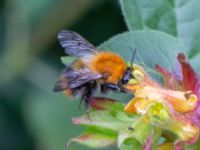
[120,138,142,150]
[72,110,139,132]
[68,129,117,148]
[70,102,140,148]
[152,128,162,150]
[120,0,145,30]
[190,53,200,74]
[118,117,152,147]
[61,56,76,65]
[120,0,200,57]
[99,30,183,81]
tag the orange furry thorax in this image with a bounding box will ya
[89,51,127,83]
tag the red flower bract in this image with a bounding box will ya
[157,53,200,128]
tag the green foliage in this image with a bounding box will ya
[120,138,142,150]
[61,56,76,65]
[69,129,117,148]
[120,0,200,58]
[70,99,152,150]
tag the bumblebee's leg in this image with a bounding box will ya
[72,87,85,109]
[100,84,109,94]
[103,83,130,93]
[81,94,92,120]
[80,81,97,112]
[84,97,90,113]
[102,83,120,91]
[80,96,90,112]
[79,98,83,109]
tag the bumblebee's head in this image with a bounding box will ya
[123,64,144,84]
[119,64,144,94]
[122,66,133,84]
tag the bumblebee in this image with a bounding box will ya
[53,30,134,111]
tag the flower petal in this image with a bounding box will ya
[142,135,153,150]
[177,53,200,97]
[124,97,144,114]
[177,53,200,127]
[134,86,197,113]
[155,64,182,90]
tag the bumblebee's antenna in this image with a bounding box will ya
[130,48,136,67]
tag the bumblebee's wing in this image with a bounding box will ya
[58,30,97,57]
[53,68,103,91]
[66,69,102,89]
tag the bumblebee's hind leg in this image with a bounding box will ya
[84,97,91,120]
[81,92,92,121]
[80,81,97,113]
[79,98,83,110]
[80,95,90,113]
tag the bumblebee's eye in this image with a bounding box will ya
[122,68,133,84]
[122,76,129,84]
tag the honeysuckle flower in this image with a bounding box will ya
[125,53,200,148]
[68,53,200,150]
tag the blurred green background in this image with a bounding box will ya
[0,0,127,150]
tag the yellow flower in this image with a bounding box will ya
[124,59,199,145]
